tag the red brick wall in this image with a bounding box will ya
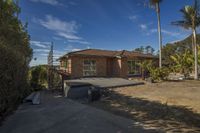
[70,56,107,78]
[120,57,128,78]
[60,55,156,79]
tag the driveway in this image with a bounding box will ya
[0,91,158,133]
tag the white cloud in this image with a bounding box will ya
[30,0,62,6]
[71,48,81,52]
[30,0,63,6]
[57,32,81,40]
[139,24,147,30]
[39,53,48,56]
[39,15,78,33]
[34,15,82,40]
[64,44,82,52]
[68,40,91,45]
[150,28,181,37]
[30,41,50,48]
[162,29,181,37]
[52,36,62,40]
[129,15,138,22]
[34,49,50,52]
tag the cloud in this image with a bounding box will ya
[34,15,82,40]
[34,49,50,52]
[52,36,62,40]
[64,44,83,52]
[30,41,50,48]
[39,15,78,33]
[58,32,81,40]
[139,24,147,30]
[71,48,81,52]
[68,40,91,45]
[150,29,181,37]
[129,15,138,22]
[162,29,181,37]
[29,0,62,6]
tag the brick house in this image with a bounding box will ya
[58,49,157,79]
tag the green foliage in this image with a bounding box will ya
[162,34,200,66]
[0,0,32,119]
[170,50,194,78]
[138,60,153,79]
[138,60,169,81]
[30,65,47,90]
[171,0,200,79]
[139,60,169,81]
[29,65,62,90]
[134,45,155,54]
[148,67,170,81]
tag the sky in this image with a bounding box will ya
[19,0,194,66]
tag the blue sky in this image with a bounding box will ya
[19,0,194,66]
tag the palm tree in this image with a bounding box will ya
[170,50,194,78]
[172,0,200,80]
[149,0,163,68]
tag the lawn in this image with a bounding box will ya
[88,80,200,132]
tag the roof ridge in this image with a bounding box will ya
[68,49,92,55]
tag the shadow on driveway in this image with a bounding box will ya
[0,90,159,133]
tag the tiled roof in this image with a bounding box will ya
[60,49,157,59]
[122,50,156,58]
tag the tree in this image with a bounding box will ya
[134,45,155,54]
[170,50,194,78]
[172,0,200,80]
[134,46,145,53]
[30,65,47,89]
[138,60,153,79]
[145,45,155,54]
[149,0,163,68]
[0,0,32,117]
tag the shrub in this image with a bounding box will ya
[148,67,170,81]
[30,65,47,90]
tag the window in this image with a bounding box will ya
[83,60,96,76]
[61,60,67,68]
[127,60,141,75]
[63,61,67,68]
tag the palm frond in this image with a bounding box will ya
[171,21,191,29]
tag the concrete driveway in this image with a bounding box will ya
[0,91,158,133]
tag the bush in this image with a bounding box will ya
[29,65,62,90]
[30,65,47,90]
[148,67,170,81]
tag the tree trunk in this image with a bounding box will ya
[192,35,195,52]
[193,28,198,80]
[156,3,162,68]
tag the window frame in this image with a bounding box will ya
[127,60,141,75]
[83,59,96,76]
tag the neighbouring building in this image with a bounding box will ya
[58,49,157,79]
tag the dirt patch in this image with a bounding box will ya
[88,80,200,132]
